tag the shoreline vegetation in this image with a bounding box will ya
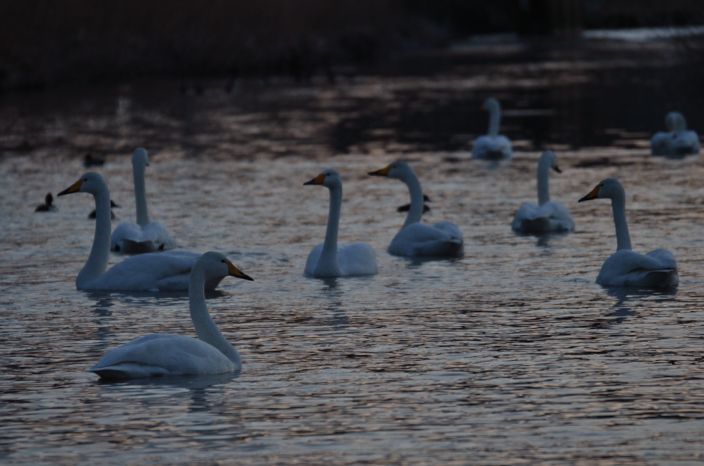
[0,1,702,92]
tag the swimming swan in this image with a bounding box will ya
[651,112,700,157]
[90,251,253,380]
[512,150,574,234]
[369,161,463,257]
[303,169,377,277]
[58,172,227,292]
[110,148,176,254]
[472,97,512,160]
[578,178,678,289]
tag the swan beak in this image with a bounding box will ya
[58,179,83,196]
[303,173,325,186]
[578,185,600,203]
[368,165,391,177]
[227,261,254,281]
[552,165,562,173]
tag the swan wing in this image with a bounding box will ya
[597,249,678,289]
[91,334,235,379]
[142,222,176,250]
[472,135,512,160]
[111,222,175,254]
[512,201,574,234]
[671,131,700,156]
[338,242,378,276]
[90,250,200,291]
[111,222,152,253]
[432,221,464,240]
[390,222,464,257]
[650,131,672,156]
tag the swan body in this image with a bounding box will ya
[651,112,700,157]
[303,169,377,277]
[512,150,574,234]
[58,172,227,292]
[578,178,678,290]
[596,249,678,289]
[110,148,176,254]
[472,98,512,161]
[369,161,463,257]
[91,252,253,379]
[35,193,57,212]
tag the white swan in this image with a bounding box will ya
[110,148,176,254]
[303,169,377,277]
[90,251,253,379]
[472,97,512,161]
[369,161,463,257]
[58,172,227,292]
[512,150,574,234]
[651,112,700,157]
[578,178,678,289]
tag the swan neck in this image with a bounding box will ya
[321,184,341,263]
[402,170,424,228]
[133,162,150,226]
[537,157,551,205]
[488,106,501,137]
[189,266,240,365]
[611,190,632,251]
[78,185,111,287]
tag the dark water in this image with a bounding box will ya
[1,35,703,464]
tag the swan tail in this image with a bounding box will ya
[641,268,679,290]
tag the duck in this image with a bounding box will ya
[110,148,176,254]
[58,172,228,292]
[83,153,105,168]
[397,194,431,214]
[578,178,678,290]
[369,161,463,257]
[303,169,377,277]
[35,193,57,212]
[512,150,574,234]
[90,251,253,380]
[651,112,700,157]
[472,97,512,161]
[89,200,119,220]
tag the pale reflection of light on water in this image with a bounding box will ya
[1,53,704,463]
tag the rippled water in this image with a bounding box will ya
[2,40,704,464]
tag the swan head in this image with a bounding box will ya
[483,97,500,113]
[368,160,413,180]
[132,147,150,168]
[540,150,561,173]
[58,172,107,197]
[578,177,623,203]
[303,169,341,189]
[198,251,253,282]
[665,112,687,133]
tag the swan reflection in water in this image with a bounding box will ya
[319,277,349,329]
[599,287,677,326]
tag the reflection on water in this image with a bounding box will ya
[1,37,704,464]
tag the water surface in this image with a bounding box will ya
[1,38,703,464]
